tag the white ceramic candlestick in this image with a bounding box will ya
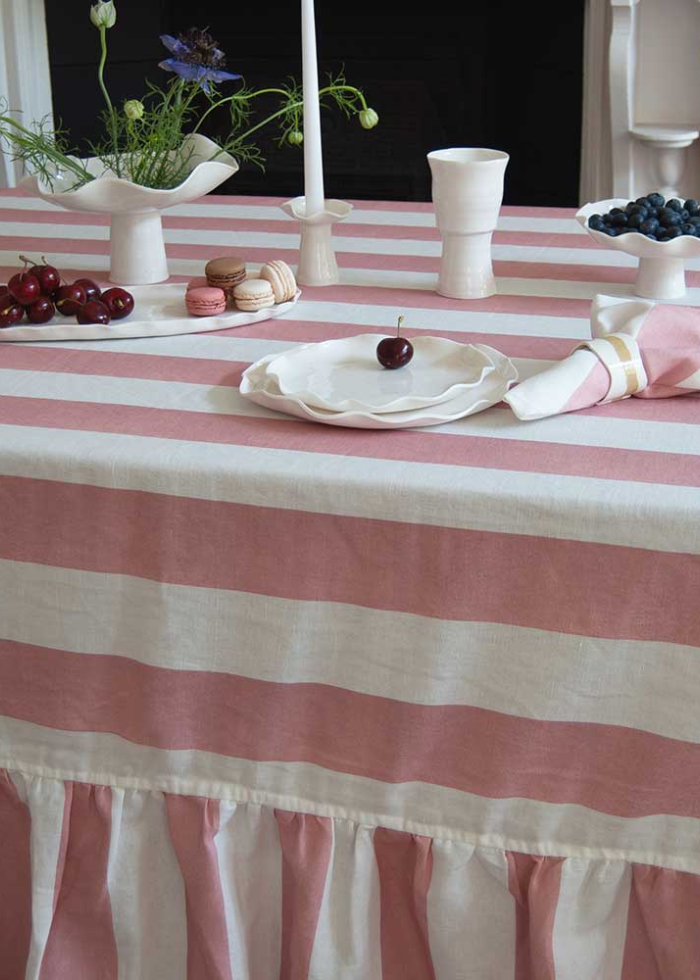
[301,0,325,217]
[428,147,509,299]
[281,197,353,285]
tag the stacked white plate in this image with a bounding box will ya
[240,334,518,429]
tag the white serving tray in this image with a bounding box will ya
[0,284,300,342]
[265,334,496,414]
[241,344,518,429]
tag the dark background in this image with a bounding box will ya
[45,2,585,205]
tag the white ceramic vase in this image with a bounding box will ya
[20,134,238,285]
[428,147,509,299]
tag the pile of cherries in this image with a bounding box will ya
[0,256,135,328]
[588,194,700,241]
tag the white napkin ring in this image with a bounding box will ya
[574,333,648,402]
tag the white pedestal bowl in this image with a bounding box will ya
[20,135,238,285]
[576,198,700,300]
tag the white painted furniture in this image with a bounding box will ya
[0,0,54,189]
[582,0,700,204]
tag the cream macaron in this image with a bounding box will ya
[233,278,275,312]
[260,259,297,303]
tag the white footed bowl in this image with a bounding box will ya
[576,198,700,300]
[20,134,238,285]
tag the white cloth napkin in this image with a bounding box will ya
[505,295,700,421]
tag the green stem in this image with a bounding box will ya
[97,27,113,116]
[96,25,120,174]
[201,83,368,157]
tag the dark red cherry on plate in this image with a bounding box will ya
[0,302,24,328]
[55,283,87,316]
[34,264,61,295]
[8,271,41,306]
[19,255,60,296]
[27,296,55,324]
[0,285,9,302]
[101,287,134,320]
[376,315,414,369]
[74,278,102,303]
[76,299,111,325]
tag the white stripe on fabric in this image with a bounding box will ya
[2,241,663,273]
[214,801,282,980]
[427,841,515,980]
[3,719,700,875]
[3,560,700,742]
[307,819,382,980]
[0,197,590,232]
[9,772,66,980]
[108,787,187,980]
[0,424,698,554]
[552,858,631,980]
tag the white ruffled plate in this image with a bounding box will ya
[265,334,496,413]
[0,284,300,342]
[241,344,518,429]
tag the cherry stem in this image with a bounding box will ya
[19,254,37,268]
[396,315,404,338]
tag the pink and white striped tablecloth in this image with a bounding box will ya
[2,190,700,980]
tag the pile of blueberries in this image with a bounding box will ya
[587,194,700,241]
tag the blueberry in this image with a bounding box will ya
[681,210,690,221]
[685,199,699,212]
[609,207,625,215]
[664,226,682,238]
[690,215,700,226]
[659,209,681,227]
[611,213,628,226]
[588,217,605,231]
[647,192,665,208]
[666,198,683,212]
[645,233,658,240]
[603,227,619,236]
[602,214,614,225]
[681,223,697,235]
[640,218,659,234]
[628,213,644,228]
[635,197,651,206]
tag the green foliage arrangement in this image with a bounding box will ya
[0,1,378,192]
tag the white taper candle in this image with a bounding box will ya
[301,0,325,217]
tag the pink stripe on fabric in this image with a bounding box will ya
[0,771,31,980]
[374,828,436,980]
[0,323,579,364]
[165,794,232,980]
[507,852,564,980]
[274,810,333,980]
[6,640,700,821]
[0,345,245,387]
[2,475,700,647]
[39,783,118,980]
[0,223,603,252]
[560,360,610,413]
[2,395,700,489]
[621,863,700,980]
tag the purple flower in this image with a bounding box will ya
[159,29,240,94]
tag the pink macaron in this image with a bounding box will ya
[186,276,209,292]
[185,286,226,317]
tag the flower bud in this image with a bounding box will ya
[288,130,303,146]
[359,108,379,130]
[124,99,144,121]
[90,1,117,29]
